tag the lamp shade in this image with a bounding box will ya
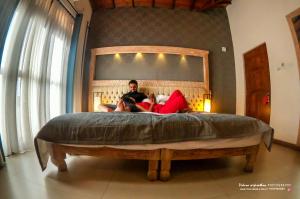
[203,91,212,112]
[204,98,211,112]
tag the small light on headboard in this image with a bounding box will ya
[134,52,143,61]
[203,91,212,113]
[114,53,121,60]
[180,55,187,67]
[158,53,165,59]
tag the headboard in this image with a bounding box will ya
[88,46,209,112]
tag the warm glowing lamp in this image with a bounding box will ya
[180,55,187,65]
[203,91,212,112]
[114,53,120,58]
[134,52,143,61]
[158,53,165,59]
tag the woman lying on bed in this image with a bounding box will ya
[136,90,190,113]
[115,90,190,114]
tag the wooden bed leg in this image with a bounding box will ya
[244,145,259,172]
[147,160,158,181]
[49,144,67,172]
[160,149,173,181]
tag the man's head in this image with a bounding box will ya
[128,80,138,92]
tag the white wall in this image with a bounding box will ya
[227,0,300,144]
[72,0,92,112]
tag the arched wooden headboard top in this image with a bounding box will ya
[88,46,209,112]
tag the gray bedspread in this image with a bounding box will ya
[34,112,273,170]
[35,112,273,146]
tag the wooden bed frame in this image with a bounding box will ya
[48,143,259,181]
[46,46,261,181]
[48,144,259,181]
[48,143,160,180]
[160,145,259,181]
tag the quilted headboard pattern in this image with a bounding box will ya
[92,80,207,112]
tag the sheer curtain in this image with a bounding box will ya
[0,0,20,167]
[0,0,74,155]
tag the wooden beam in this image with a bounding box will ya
[91,0,231,11]
[200,0,215,10]
[172,0,176,9]
[190,0,196,10]
[200,0,232,10]
[89,0,97,11]
[215,0,232,4]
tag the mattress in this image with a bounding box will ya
[35,112,273,145]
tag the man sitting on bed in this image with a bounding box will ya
[98,80,147,112]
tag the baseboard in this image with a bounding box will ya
[273,139,300,151]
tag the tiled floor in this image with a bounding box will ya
[0,144,299,199]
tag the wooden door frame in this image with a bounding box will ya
[286,8,300,146]
[287,8,300,78]
[298,121,300,146]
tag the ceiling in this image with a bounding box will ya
[90,0,232,11]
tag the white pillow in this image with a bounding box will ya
[156,95,169,104]
[142,98,152,103]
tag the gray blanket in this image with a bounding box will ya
[35,112,273,147]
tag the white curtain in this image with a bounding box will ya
[0,0,74,155]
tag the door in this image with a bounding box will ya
[244,43,271,124]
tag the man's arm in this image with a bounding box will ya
[135,102,155,112]
[135,94,156,112]
[135,104,149,112]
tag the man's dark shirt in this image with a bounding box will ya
[121,91,147,112]
[121,91,147,103]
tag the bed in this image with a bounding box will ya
[35,111,273,181]
[34,46,274,181]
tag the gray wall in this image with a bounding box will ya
[94,54,204,81]
[83,7,236,113]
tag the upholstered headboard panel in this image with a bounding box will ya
[92,80,207,112]
[88,46,209,112]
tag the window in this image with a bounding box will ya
[0,0,74,155]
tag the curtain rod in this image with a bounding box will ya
[58,0,78,18]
